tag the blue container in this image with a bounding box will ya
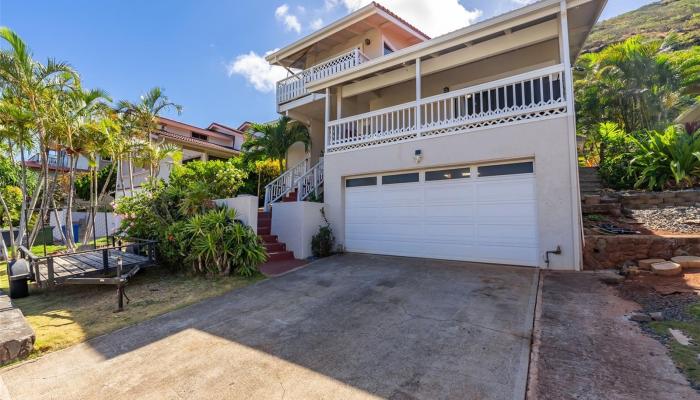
[61,224,80,243]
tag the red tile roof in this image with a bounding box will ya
[157,130,240,155]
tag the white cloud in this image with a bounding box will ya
[275,4,302,33]
[330,0,482,37]
[310,18,324,30]
[226,50,288,93]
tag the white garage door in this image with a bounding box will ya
[344,161,539,266]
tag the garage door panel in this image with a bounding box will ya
[424,183,475,203]
[344,165,539,266]
[476,179,536,202]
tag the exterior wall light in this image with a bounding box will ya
[414,149,423,163]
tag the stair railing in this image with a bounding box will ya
[296,158,324,202]
[263,158,309,212]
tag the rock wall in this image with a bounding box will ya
[618,190,700,209]
[583,234,700,270]
[0,291,35,366]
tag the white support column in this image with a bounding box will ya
[415,58,422,134]
[324,87,331,151]
[336,86,342,119]
[559,0,584,271]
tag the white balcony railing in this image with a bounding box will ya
[276,48,369,105]
[326,64,568,153]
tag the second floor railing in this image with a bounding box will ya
[326,64,568,153]
[276,48,369,105]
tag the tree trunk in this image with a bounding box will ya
[0,191,15,261]
[128,154,135,195]
[64,155,78,250]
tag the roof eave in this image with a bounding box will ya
[306,0,564,91]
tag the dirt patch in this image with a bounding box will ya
[528,271,698,399]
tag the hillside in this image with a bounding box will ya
[583,0,700,53]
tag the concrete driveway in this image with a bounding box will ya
[0,254,538,400]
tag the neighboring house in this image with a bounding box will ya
[24,150,111,175]
[264,0,606,270]
[117,117,245,196]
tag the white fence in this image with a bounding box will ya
[48,211,121,242]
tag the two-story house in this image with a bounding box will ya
[118,117,245,196]
[263,0,606,270]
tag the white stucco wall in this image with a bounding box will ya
[214,195,259,231]
[270,202,326,259]
[322,115,581,270]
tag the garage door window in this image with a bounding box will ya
[478,162,533,177]
[382,172,419,185]
[346,177,377,187]
[425,167,471,181]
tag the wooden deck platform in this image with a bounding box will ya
[34,250,150,285]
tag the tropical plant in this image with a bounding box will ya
[165,208,266,276]
[0,26,78,248]
[116,87,182,189]
[243,116,310,171]
[311,208,335,258]
[575,36,700,137]
[629,125,700,190]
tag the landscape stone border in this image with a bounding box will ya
[617,189,700,209]
[0,290,35,366]
[583,234,700,270]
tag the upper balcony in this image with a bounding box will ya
[276,48,369,105]
[325,65,568,154]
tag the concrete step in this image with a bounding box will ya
[267,250,295,262]
[582,203,621,216]
[264,242,286,252]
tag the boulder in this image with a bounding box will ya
[650,312,664,321]
[670,256,700,269]
[630,313,651,322]
[638,258,666,270]
[651,261,682,276]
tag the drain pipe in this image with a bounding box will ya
[544,246,562,269]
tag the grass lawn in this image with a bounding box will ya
[648,303,700,388]
[1,251,263,359]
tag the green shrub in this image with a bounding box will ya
[113,160,265,276]
[630,125,700,190]
[168,208,266,276]
[596,122,642,189]
[311,208,335,258]
[74,165,116,201]
[0,185,22,227]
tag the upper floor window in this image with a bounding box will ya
[192,132,209,141]
[383,42,394,56]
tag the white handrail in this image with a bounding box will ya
[276,48,369,104]
[296,158,324,201]
[326,64,567,152]
[263,157,310,211]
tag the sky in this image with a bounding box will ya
[0,0,655,129]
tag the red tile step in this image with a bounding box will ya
[264,242,286,252]
[256,209,295,266]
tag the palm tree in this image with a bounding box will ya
[117,87,182,190]
[0,27,78,247]
[575,35,699,136]
[243,116,311,171]
[134,139,182,180]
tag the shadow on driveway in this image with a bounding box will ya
[1,253,538,400]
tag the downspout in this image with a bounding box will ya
[559,0,584,271]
